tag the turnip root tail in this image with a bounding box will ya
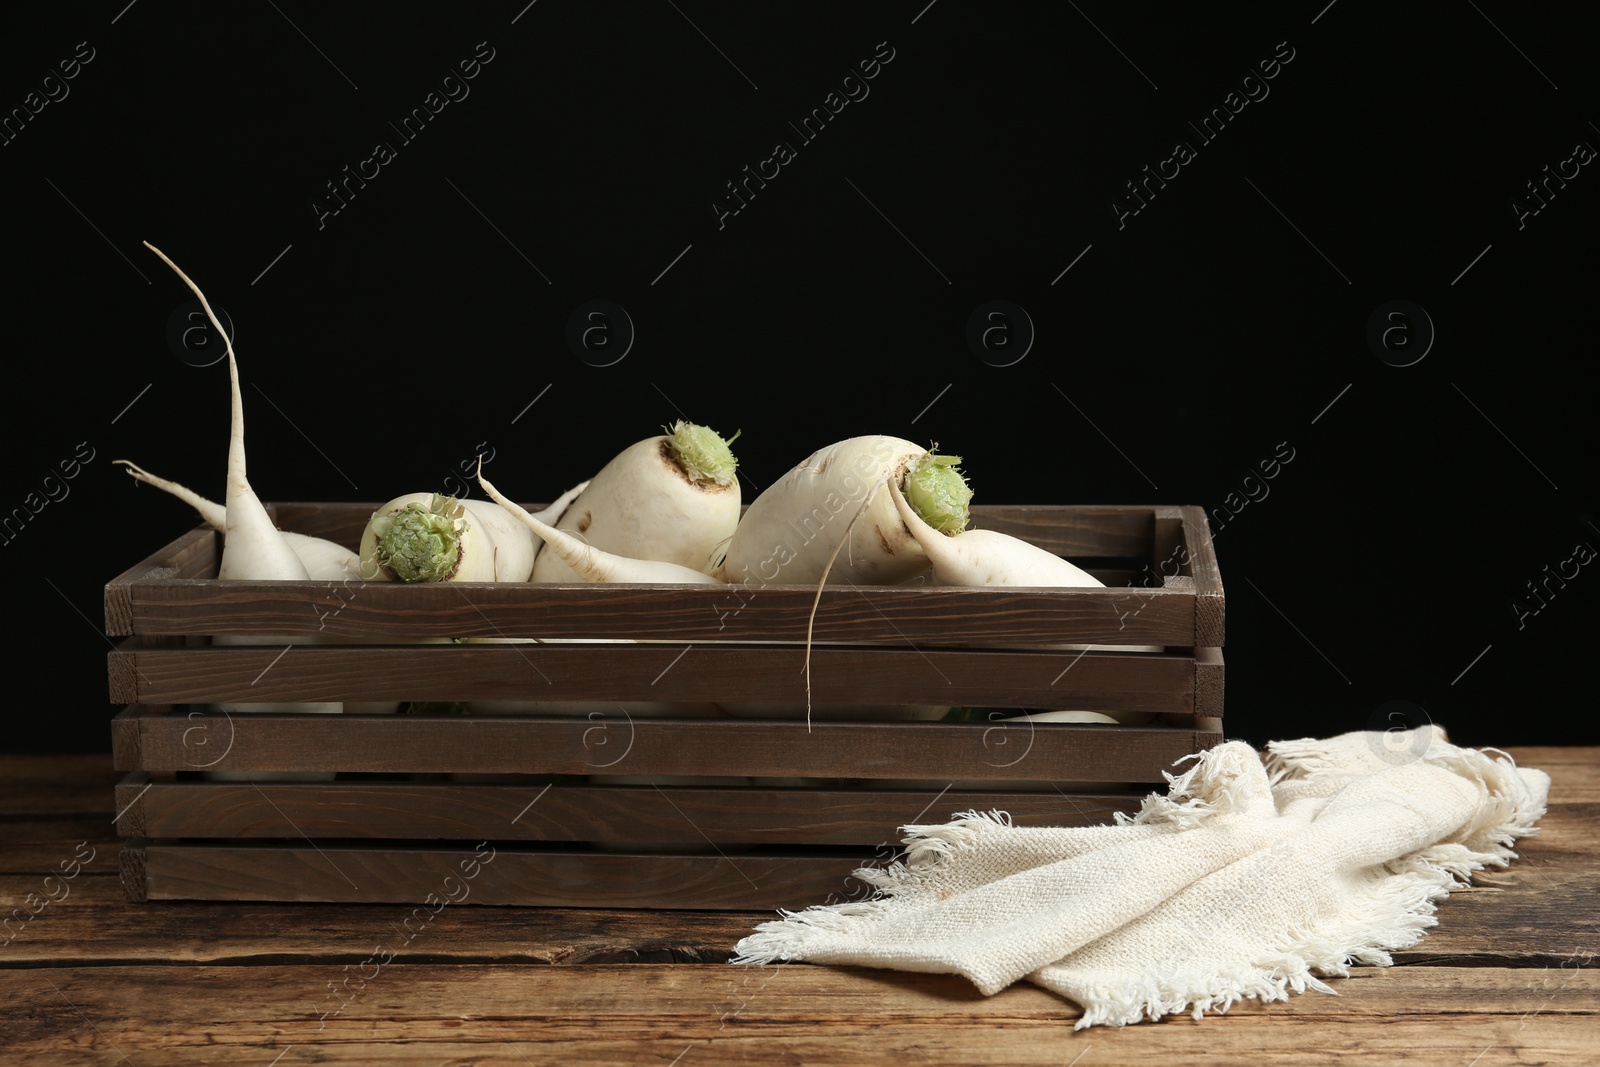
[795,452,969,729]
[801,480,885,731]
[115,459,226,530]
[478,461,722,585]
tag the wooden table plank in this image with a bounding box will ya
[110,706,1217,778]
[1506,746,1600,801]
[129,840,885,911]
[0,819,117,873]
[0,877,763,964]
[0,964,1594,1065]
[0,755,120,817]
[1404,797,1600,962]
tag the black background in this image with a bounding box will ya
[3,2,1594,754]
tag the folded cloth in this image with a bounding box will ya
[731,726,1550,1028]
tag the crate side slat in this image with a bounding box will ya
[127,781,1141,844]
[111,579,1200,644]
[1152,512,1186,580]
[118,709,1213,780]
[104,528,220,636]
[112,642,1199,710]
[119,840,150,902]
[109,503,1211,644]
[1177,505,1226,647]
[138,842,881,910]
[111,707,144,771]
[966,506,1153,556]
[1195,646,1225,719]
[114,773,153,837]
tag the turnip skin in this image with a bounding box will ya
[713,435,932,588]
[527,479,591,526]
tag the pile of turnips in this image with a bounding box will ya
[123,245,1150,730]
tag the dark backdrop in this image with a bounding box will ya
[4,2,1594,754]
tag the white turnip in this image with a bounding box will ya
[530,421,741,582]
[712,435,939,587]
[358,492,537,583]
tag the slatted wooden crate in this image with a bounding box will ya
[106,502,1224,910]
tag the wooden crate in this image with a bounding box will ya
[106,502,1224,910]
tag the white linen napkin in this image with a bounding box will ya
[732,726,1550,1028]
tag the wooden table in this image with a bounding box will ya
[3,749,1596,1065]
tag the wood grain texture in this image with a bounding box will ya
[107,578,1206,643]
[1195,646,1225,718]
[3,796,1593,964]
[0,874,764,964]
[0,964,1593,1066]
[117,841,148,902]
[108,641,1208,708]
[114,775,1143,844]
[0,819,116,873]
[0,755,121,816]
[1178,505,1227,648]
[131,840,884,910]
[102,526,217,636]
[111,706,1219,779]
